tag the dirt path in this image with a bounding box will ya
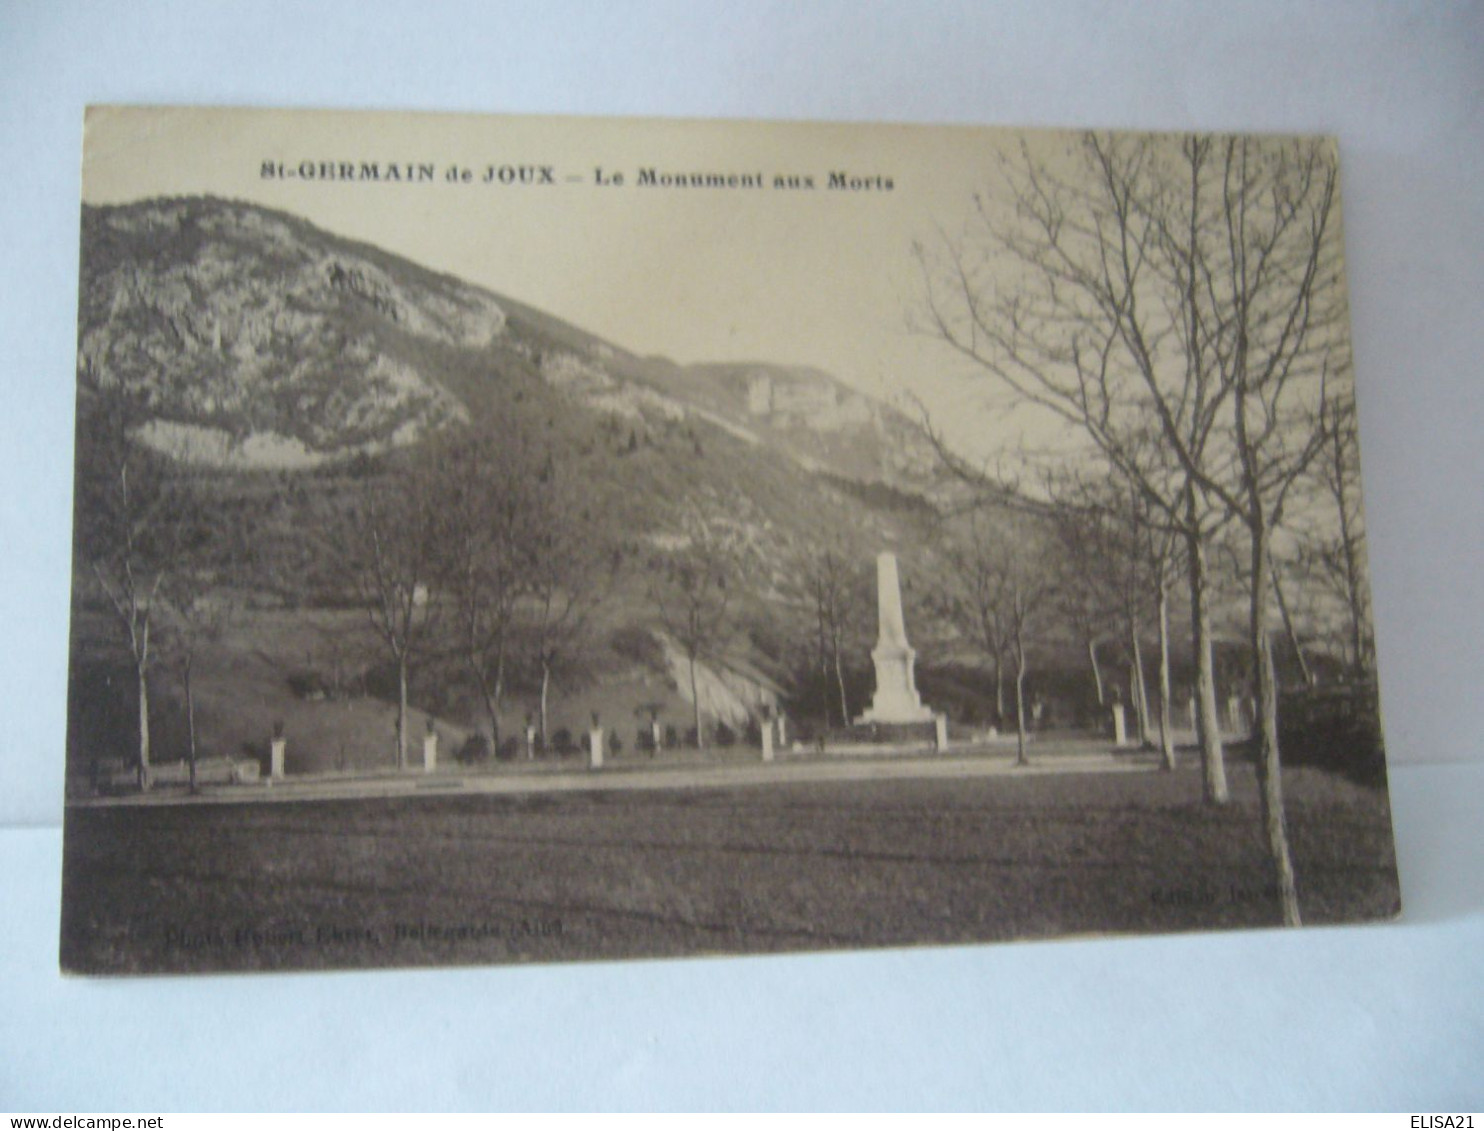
[70,738,1168,808]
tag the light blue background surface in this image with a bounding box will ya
[2,1,1481,1110]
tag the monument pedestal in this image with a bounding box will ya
[859,645,936,723]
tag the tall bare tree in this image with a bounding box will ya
[935,510,1014,726]
[160,570,234,792]
[74,387,200,789]
[939,132,1346,921]
[937,512,1053,762]
[1045,491,1123,714]
[522,454,612,749]
[429,426,535,753]
[647,511,737,750]
[1046,476,1165,754]
[1304,387,1372,677]
[1133,487,1184,772]
[1187,137,1344,926]
[914,133,1242,805]
[796,541,870,728]
[350,458,442,770]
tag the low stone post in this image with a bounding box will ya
[761,722,774,763]
[651,718,663,755]
[525,723,538,760]
[589,713,604,769]
[934,713,949,752]
[1112,702,1128,747]
[270,723,286,780]
[776,714,788,750]
[423,731,438,773]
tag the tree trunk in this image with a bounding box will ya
[1187,527,1229,804]
[1087,638,1105,706]
[185,655,198,793]
[1157,580,1176,772]
[817,608,831,729]
[1269,547,1314,688]
[1333,405,1370,677]
[479,656,504,758]
[1130,626,1152,748]
[993,655,1005,725]
[834,644,849,728]
[396,655,409,770]
[1343,537,1368,676]
[1252,533,1302,927]
[1013,642,1029,766]
[539,661,551,753]
[136,659,152,791]
[689,651,705,750]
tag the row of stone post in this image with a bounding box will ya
[266,725,443,781]
[1109,693,1252,749]
[264,704,965,781]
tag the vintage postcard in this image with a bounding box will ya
[62,106,1400,974]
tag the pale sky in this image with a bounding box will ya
[81,105,1072,462]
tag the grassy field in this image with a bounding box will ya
[59,762,1400,975]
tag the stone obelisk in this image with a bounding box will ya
[859,551,935,723]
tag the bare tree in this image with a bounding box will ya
[647,511,737,750]
[914,133,1244,805]
[429,427,534,753]
[350,458,442,770]
[1268,544,1315,688]
[796,541,870,728]
[74,388,198,789]
[937,512,1053,762]
[1003,546,1054,766]
[1043,465,1186,768]
[964,133,1343,923]
[1304,387,1372,677]
[935,510,1014,726]
[1134,489,1184,772]
[159,571,234,792]
[522,455,612,750]
[1190,137,1344,927]
[1045,491,1123,713]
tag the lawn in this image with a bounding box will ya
[59,762,1401,975]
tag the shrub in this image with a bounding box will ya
[610,626,664,669]
[552,727,576,755]
[286,670,331,701]
[715,722,736,748]
[456,734,491,765]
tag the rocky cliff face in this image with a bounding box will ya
[78,196,940,490]
[79,198,502,463]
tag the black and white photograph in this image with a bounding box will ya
[61,105,1401,976]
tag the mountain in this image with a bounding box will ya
[76,196,964,658]
[77,196,939,491]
